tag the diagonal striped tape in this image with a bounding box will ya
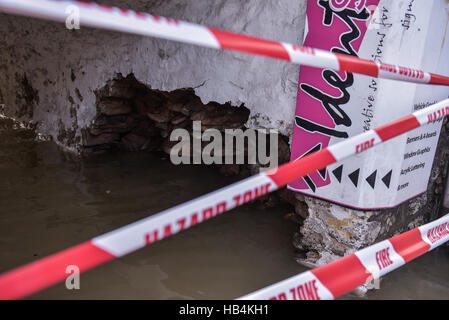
[0,0,449,86]
[239,214,449,300]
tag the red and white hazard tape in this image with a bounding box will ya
[0,94,448,299]
[1,0,449,86]
[239,213,449,300]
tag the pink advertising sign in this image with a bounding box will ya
[288,0,449,210]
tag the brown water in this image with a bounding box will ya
[0,130,448,299]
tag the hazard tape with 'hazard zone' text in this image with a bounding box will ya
[239,213,449,300]
[0,93,448,299]
[1,0,449,86]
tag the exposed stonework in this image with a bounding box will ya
[83,74,291,183]
[83,73,250,153]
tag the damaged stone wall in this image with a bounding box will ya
[83,73,291,180]
[0,0,307,153]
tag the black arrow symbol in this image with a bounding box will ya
[332,165,343,183]
[348,169,360,187]
[366,170,377,189]
[382,170,392,188]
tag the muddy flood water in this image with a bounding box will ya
[0,126,448,299]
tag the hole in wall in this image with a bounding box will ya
[83,73,292,178]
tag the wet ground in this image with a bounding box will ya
[0,122,448,300]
